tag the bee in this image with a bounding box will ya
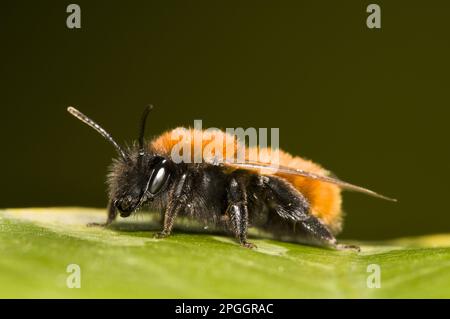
[67,106,395,250]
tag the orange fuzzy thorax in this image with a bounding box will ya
[150,128,343,234]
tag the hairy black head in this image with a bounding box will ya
[108,149,172,217]
[67,105,173,217]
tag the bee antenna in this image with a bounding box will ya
[67,106,128,161]
[138,104,154,153]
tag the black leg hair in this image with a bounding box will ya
[262,175,339,248]
[155,171,192,238]
[225,172,256,248]
[106,200,118,225]
[87,200,117,227]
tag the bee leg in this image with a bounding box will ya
[298,216,339,248]
[87,201,117,227]
[226,174,256,249]
[154,207,178,238]
[154,205,178,239]
[263,176,339,249]
[297,216,360,251]
[335,243,361,252]
[155,172,192,239]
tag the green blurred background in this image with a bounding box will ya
[1,0,449,240]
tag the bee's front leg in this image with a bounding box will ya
[154,206,178,238]
[87,200,117,227]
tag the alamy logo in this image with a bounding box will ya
[66,264,81,288]
[366,264,381,288]
[66,4,81,29]
[366,4,381,29]
[169,119,280,167]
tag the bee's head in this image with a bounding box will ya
[67,105,171,217]
[108,152,172,217]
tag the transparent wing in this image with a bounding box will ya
[224,161,397,202]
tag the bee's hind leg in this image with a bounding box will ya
[225,173,256,249]
[262,175,359,251]
[295,215,341,249]
[297,216,360,252]
[87,201,117,227]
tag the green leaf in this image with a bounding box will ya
[1,208,449,298]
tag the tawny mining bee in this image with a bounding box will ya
[68,106,395,250]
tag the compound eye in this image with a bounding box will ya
[149,160,170,194]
